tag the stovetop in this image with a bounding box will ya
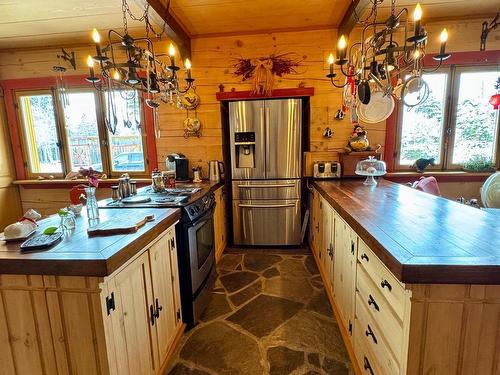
[100,186,202,208]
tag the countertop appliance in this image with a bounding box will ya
[313,161,341,179]
[229,99,302,246]
[100,185,216,328]
[209,160,224,182]
[166,153,190,181]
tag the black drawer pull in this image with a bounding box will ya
[361,253,369,262]
[150,304,156,326]
[380,279,392,291]
[155,298,163,318]
[351,241,355,255]
[365,324,378,344]
[368,294,380,311]
[364,357,374,375]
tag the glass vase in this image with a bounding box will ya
[85,187,99,220]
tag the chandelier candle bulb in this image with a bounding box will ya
[337,35,347,62]
[328,53,334,74]
[168,43,176,66]
[439,28,448,55]
[87,55,95,76]
[185,58,192,79]
[413,3,422,36]
[92,28,102,58]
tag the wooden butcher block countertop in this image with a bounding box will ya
[312,179,500,285]
[0,207,181,277]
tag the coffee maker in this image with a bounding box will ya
[166,153,190,181]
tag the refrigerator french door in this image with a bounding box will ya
[229,99,302,246]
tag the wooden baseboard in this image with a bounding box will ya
[157,323,186,375]
[310,242,362,375]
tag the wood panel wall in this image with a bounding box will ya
[0,98,22,230]
[0,17,497,215]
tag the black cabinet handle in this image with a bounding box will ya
[364,357,374,375]
[150,305,156,326]
[380,279,392,291]
[155,298,163,318]
[365,324,378,344]
[351,240,355,255]
[361,253,369,262]
[368,294,380,311]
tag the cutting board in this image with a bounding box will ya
[87,214,155,237]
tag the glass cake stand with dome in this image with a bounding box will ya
[355,156,387,186]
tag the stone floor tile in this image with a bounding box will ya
[262,267,280,278]
[219,271,259,293]
[305,290,333,317]
[226,294,303,338]
[279,258,312,277]
[179,321,263,375]
[322,356,349,375]
[307,353,321,368]
[228,280,262,306]
[199,293,232,322]
[305,256,320,275]
[263,276,314,303]
[167,363,211,375]
[267,346,304,375]
[218,254,243,271]
[244,253,282,272]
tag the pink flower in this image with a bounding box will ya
[79,167,102,188]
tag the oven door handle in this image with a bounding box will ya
[237,183,295,189]
[238,203,296,208]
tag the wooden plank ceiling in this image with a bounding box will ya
[0,0,147,49]
[0,0,498,49]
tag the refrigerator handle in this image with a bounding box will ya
[265,106,270,175]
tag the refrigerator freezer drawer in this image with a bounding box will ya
[232,199,302,246]
[232,179,301,200]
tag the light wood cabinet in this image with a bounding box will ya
[309,187,500,375]
[214,186,227,262]
[333,212,357,337]
[0,226,183,375]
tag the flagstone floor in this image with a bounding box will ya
[166,249,354,375]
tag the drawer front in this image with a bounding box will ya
[356,266,403,359]
[357,240,405,320]
[354,319,383,375]
[355,292,400,375]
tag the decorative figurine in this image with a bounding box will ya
[413,158,436,172]
[344,125,381,153]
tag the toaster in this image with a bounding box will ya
[313,161,341,179]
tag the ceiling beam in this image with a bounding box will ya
[338,0,371,37]
[134,0,191,59]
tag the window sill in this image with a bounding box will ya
[13,178,152,189]
[385,171,496,183]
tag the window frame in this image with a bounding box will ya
[2,75,156,180]
[393,63,500,172]
[15,89,66,179]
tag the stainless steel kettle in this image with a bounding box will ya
[209,160,224,182]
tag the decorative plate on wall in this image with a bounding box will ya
[181,90,200,110]
[183,117,202,138]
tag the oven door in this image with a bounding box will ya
[187,210,215,294]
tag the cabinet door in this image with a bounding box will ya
[343,228,358,335]
[108,252,158,375]
[214,187,227,262]
[321,201,334,293]
[333,214,346,314]
[168,229,182,330]
[150,234,177,361]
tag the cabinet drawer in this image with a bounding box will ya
[354,319,383,375]
[357,240,405,320]
[356,266,403,360]
[355,292,400,375]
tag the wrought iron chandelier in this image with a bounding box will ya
[326,0,451,113]
[86,0,194,112]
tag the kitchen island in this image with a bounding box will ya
[309,179,500,375]
[0,207,183,375]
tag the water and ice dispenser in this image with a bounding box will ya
[234,132,255,168]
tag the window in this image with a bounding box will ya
[395,66,500,171]
[16,88,149,178]
[17,92,63,175]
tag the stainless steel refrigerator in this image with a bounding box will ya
[229,99,302,246]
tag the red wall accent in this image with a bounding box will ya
[0,75,158,180]
[216,87,314,101]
